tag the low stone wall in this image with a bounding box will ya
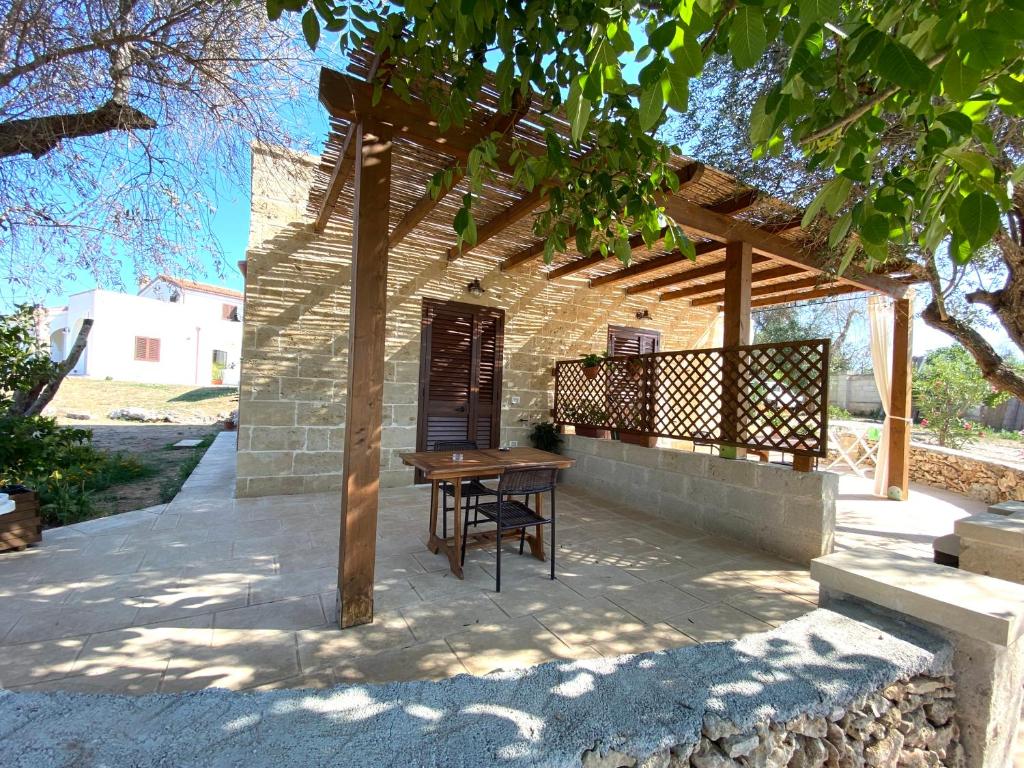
[560,435,837,565]
[909,442,1024,504]
[589,672,961,768]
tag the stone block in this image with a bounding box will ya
[988,500,1024,516]
[243,401,296,427]
[248,427,307,452]
[784,497,831,533]
[761,526,829,565]
[242,475,307,498]
[954,512,1024,549]
[295,401,345,427]
[279,377,334,401]
[659,449,708,477]
[620,442,662,470]
[959,539,1024,584]
[236,451,295,479]
[302,472,344,494]
[381,426,416,451]
[707,455,759,488]
[292,451,343,476]
[592,439,625,463]
[383,381,418,405]
[725,485,784,525]
[756,464,828,499]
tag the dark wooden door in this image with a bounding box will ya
[416,300,505,459]
[607,325,660,432]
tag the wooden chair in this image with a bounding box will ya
[463,466,557,592]
[432,440,496,538]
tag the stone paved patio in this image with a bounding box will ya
[0,434,997,698]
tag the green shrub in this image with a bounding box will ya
[914,346,1005,448]
[827,405,852,421]
[529,422,563,453]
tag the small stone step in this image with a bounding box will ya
[933,533,960,568]
[987,500,1024,517]
[172,439,203,448]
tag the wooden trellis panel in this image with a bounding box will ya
[553,339,830,457]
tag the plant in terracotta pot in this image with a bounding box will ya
[564,400,611,439]
[616,410,657,448]
[581,352,606,380]
[528,422,563,453]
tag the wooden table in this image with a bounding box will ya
[399,447,575,578]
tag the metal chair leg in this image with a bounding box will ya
[550,489,556,581]
[461,508,470,566]
[495,526,502,593]
[519,529,526,555]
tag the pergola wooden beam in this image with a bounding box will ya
[707,189,759,215]
[313,126,357,234]
[686,272,826,306]
[588,240,723,288]
[546,252,601,280]
[499,162,705,273]
[660,196,908,297]
[745,283,862,308]
[389,94,532,250]
[659,264,806,303]
[448,185,546,261]
[624,254,770,295]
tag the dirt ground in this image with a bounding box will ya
[86,424,224,513]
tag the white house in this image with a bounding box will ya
[45,276,244,387]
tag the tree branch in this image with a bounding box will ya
[0,100,156,159]
[921,299,1024,401]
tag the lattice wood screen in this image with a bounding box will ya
[553,339,830,457]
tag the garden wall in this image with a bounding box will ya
[909,442,1024,504]
[559,434,837,565]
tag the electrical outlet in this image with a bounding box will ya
[510,395,521,405]
[508,441,518,447]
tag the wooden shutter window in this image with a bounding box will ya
[607,325,660,356]
[134,336,161,362]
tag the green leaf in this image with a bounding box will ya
[638,85,664,131]
[876,40,932,91]
[801,0,840,24]
[942,55,981,101]
[945,149,995,181]
[301,9,320,50]
[565,81,592,143]
[828,212,852,249]
[820,176,853,216]
[860,213,890,245]
[613,237,633,264]
[669,27,703,76]
[266,0,284,22]
[665,59,690,111]
[958,191,1000,248]
[958,29,1008,71]
[935,111,972,138]
[729,7,767,70]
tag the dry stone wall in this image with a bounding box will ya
[236,143,721,497]
[908,443,1024,505]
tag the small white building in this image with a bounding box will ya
[45,276,244,387]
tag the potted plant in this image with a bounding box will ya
[616,411,657,448]
[528,422,563,453]
[564,400,611,439]
[581,352,606,380]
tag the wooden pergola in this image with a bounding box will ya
[308,53,916,629]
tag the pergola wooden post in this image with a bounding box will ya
[337,119,393,628]
[886,293,914,500]
[720,241,752,460]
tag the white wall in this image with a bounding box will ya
[47,288,243,386]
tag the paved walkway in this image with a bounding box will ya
[0,435,997,699]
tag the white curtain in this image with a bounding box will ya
[694,313,724,349]
[868,296,893,497]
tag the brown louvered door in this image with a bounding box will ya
[416,300,504,479]
[607,325,660,432]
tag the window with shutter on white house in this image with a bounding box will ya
[134,336,161,362]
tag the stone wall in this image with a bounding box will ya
[559,434,837,565]
[586,674,962,767]
[909,442,1024,505]
[236,144,721,497]
[829,372,884,416]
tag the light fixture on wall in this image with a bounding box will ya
[466,278,486,297]
[635,308,652,321]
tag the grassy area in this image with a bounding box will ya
[48,377,238,425]
[159,433,218,503]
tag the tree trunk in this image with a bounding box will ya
[17,319,93,417]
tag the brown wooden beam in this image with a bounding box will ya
[448,185,547,261]
[499,162,705,272]
[721,241,752,459]
[748,284,862,308]
[760,216,803,234]
[589,240,723,288]
[389,94,532,250]
[313,125,357,234]
[660,195,908,297]
[546,252,602,280]
[659,264,804,303]
[886,293,914,500]
[625,254,769,295]
[338,120,392,629]
[707,189,759,215]
[685,272,826,307]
